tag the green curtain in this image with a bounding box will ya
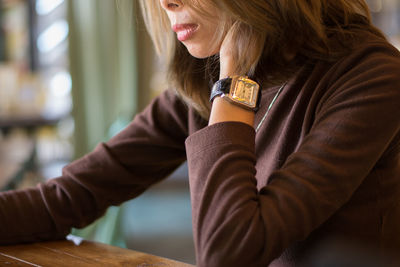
[68,0,138,158]
[66,0,139,247]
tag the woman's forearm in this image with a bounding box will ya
[208,49,256,127]
[208,97,255,127]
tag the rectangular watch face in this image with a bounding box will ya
[229,77,259,108]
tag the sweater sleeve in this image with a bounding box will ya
[0,90,188,245]
[185,44,400,266]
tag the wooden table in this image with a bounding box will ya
[0,238,195,267]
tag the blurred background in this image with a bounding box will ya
[0,0,398,265]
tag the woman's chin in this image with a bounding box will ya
[184,43,219,59]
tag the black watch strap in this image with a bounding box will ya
[209,77,231,103]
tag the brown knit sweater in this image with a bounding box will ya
[1,33,400,266]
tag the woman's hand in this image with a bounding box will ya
[219,31,237,79]
[208,27,256,127]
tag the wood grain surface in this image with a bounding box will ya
[0,239,195,267]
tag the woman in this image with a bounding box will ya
[1,0,400,266]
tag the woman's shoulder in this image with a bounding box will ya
[336,32,400,71]
[310,32,400,93]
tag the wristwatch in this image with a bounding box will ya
[210,75,261,111]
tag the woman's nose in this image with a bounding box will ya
[160,0,183,11]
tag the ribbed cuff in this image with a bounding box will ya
[185,121,255,156]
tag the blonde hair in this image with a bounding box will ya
[139,0,385,118]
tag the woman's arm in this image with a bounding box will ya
[187,43,400,266]
[0,90,189,244]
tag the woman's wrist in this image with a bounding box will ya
[209,96,255,127]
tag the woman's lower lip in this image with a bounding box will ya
[176,25,198,42]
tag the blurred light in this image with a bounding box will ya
[36,0,65,16]
[50,71,72,97]
[369,0,383,13]
[37,20,69,53]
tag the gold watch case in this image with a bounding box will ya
[224,76,260,110]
